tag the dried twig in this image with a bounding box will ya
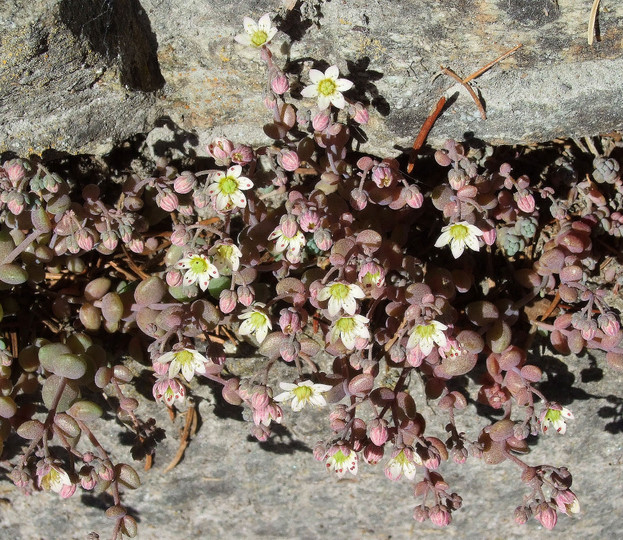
[588,0,601,45]
[462,43,523,83]
[163,403,196,473]
[407,45,522,173]
[440,66,487,120]
[407,96,447,173]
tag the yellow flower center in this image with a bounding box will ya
[449,223,469,241]
[331,449,348,465]
[545,409,562,423]
[329,283,350,300]
[414,324,435,339]
[251,30,268,47]
[336,317,355,333]
[175,349,194,366]
[219,176,239,195]
[249,312,267,328]
[189,256,208,274]
[318,78,337,97]
[293,385,313,401]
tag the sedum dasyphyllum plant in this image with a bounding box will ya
[1,12,622,537]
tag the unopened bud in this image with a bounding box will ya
[271,73,290,95]
[279,150,300,172]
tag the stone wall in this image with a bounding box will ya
[2,0,623,157]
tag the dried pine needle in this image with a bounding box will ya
[588,0,600,45]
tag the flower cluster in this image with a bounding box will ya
[3,11,622,538]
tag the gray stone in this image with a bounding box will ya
[1,349,622,539]
[2,0,623,158]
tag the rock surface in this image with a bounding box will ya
[2,0,623,157]
[1,349,622,539]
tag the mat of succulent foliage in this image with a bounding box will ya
[1,13,623,539]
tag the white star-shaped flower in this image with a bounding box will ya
[317,281,365,317]
[175,253,219,291]
[434,221,484,258]
[207,165,253,211]
[273,380,333,411]
[209,242,243,275]
[407,320,448,356]
[234,14,278,48]
[329,315,370,350]
[157,348,208,382]
[238,302,272,344]
[384,448,421,481]
[39,464,73,494]
[326,448,358,478]
[301,65,353,110]
[541,405,574,434]
[268,225,306,264]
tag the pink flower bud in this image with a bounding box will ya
[363,443,384,465]
[219,289,238,313]
[372,164,395,188]
[312,110,331,132]
[75,229,95,251]
[514,506,530,525]
[166,270,183,287]
[482,227,497,246]
[279,150,300,172]
[598,312,620,337]
[271,73,290,95]
[313,228,333,251]
[128,238,144,254]
[280,215,299,237]
[59,483,77,499]
[7,192,25,215]
[98,464,115,482]
[237,285,254,307]
[170,226,191,246]
[429,505,451,527]
[100,231,118,251]
[369,418,389,446]
[279,340,300,362]
[251,386,270,411]
[313,441,328,461]
[516,192,536,213]
[173,173,196,194]
[157,191,179,212]
[413,505,429,523]
[80,469,97,490]
[535,504,557,530]
[350,188,368,210]
[279,308,303,335]
[231,145,254,165]
[403,186,424,208]
[353,104,369,125]
[152,361,169,375]
[299,210,321,232]
[207,138,234,162]
[4,160,27,185]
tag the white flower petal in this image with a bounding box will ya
[301,85,319,98]
[243,17,256,33]
[228,164,242,177]
[434,230,452,248]
[325,65,340,80]
[230,191,247,208]
[317,95,331,110]
[330,93,346,109]
[336,78,354,91]
[237,177,253,190]
[450,240,465,259]
[309,69,324,83]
